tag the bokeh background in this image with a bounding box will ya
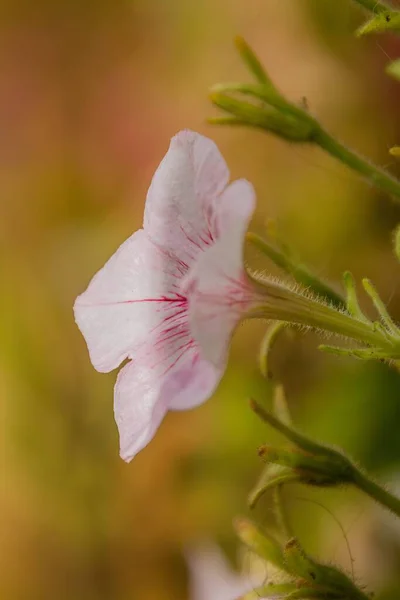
[2,0,400,598]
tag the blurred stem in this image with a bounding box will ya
[252,400,400,520]
[313,127,400,201]
[272,388,294,540]
[259,322,288,379]
[352,0,392,12]
[247,232,345,309]
[250,400,330,457]
[274,486,293,540]
[353,470,400,518]
[272,384,292,426]
[212,37,400,200]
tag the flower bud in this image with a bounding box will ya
[284,539,369,599]
[209,88,315,142]
[257,445,355,488]
[356,11,400,36]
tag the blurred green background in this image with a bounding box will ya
[2,0,400,598]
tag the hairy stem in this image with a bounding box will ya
[313,127,400,201]
[252,400,400,519]
[247,232,345,309]
[249,274,400,354]
[354,470,400,518]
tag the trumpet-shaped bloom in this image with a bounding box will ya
[74,130,256,461]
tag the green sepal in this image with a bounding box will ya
[343,271,369,322]
[319,344,395,360]
[356,11,400,36]
[207,116,246,127]
[211,81,312,123]
[362,278,400,336]
[318,344,358,357]
[234,36,273,86]
[284,539,369,599]
[209,89,315,142]
[248,463,300,508]
[257,445,354,487]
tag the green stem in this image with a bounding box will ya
[313,127,400,201]
[274,486,294,540]
[354,470,400,518]
[251,400,400,520]
[249,274,400,354]
[247,232,345,309]
[249,400,325,456]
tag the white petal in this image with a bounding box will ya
[144,130,230,263]
[185,188,256,367]
[214,178,256,236]
[74,230,185,373]
[166,354,223,411]
[187,544,252,600]
[114,352,223,461]
[114,361,168,461]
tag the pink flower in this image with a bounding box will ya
[74,131,256,461]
